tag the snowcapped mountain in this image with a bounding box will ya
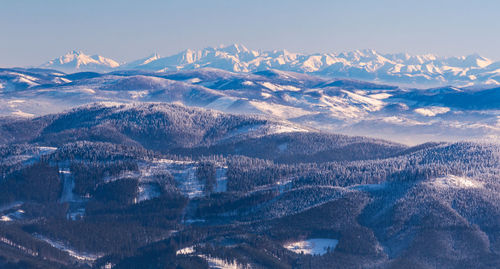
[38,45,500,87]
[120,53,161,69]
[40,50,120,72]
[117,44,500,87]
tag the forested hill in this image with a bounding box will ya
[0,102,499,268]
[0,102,407,162]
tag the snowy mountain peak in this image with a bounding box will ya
[464,53,492,68]
[41,50,119,73]
[122,53,161,68]
[37,45,500,86]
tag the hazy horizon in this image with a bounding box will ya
[2,0,500,67]
[6,44,500,69]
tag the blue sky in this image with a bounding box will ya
[1,0,499,66]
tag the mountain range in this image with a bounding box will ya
[1,45,500,269]
[37,44,500,87]
[1,67,499,144]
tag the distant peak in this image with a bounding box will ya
[465,53,490,61]
[41,50,119,71]
[144,52,161,60]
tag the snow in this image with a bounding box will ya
[342,90,385,111]
[319,95,365,118]
[302,55,324,72]
[202,255,247,269]
[381,116,427,126]
[261,92,272,98]
[260,82,301,92]
[42,50,119,71]
[59,164,87,220]
[268,124,310,135]
[36,46,500,86]
[215,167,228,193]
[52,77,72,84]
[369,93,392,99]
[427,175,484,189]
[59,167,76,202]
[153,158,193,165]
[284,238,339,255]
[8,99,26,104]
[80,88,96,94]
[11,110,35,117]
[0,209,25,222]
[0,216,12,222]
[176,166,204,198]
[145,159,203,198]
[38,146,58,154]
[130,90,149,99]
[176,246,195,255]
[34,234,102,262]
[137,183,161,202]
[136,158,229,203]
[186,77,201,83]
[94,101,126,108]
[177,247,248,269]
[414,106,450,116]
[14,74,40,87]
[0,237,38,257]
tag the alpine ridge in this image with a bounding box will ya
[39,44,500,86]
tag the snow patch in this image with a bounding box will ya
[215,167,228,193]
[202,255,247,269]
[186,77,201,83]
[268,124,310,135]
[0,209,25,222]
[427,175,484,189]
[137,183,161,202]
[0,216,12,222]
[130,90,149,99]
[284,238,339,255]
[260,82,301,92]
[34,234,102,262]
[176,246,249,268]
[414,106,450,117]
[369,93,392,99]
[176,246,195,255]
[11,110,35,117]
[381,116,427,126]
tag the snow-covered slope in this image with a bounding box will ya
[1,67,499,144]
[38,45,500,86]
[116,45,499,87]
[40,50,119,72]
